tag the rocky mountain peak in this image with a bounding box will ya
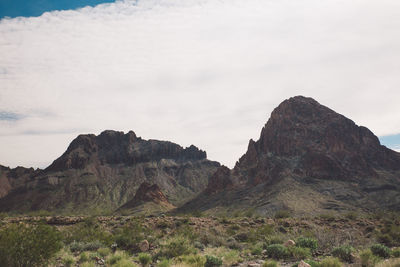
[235,95,400,182]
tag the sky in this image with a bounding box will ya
[0,0,400,169]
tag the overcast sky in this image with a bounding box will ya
[1,0,400,169]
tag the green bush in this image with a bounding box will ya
[359,249,380,267]
[371,244,391,258]
[392,247,400,258]
[180,254,206,267]
[332,245,354,263]
[263,260,279,267]
[79,252,90,262]
[138,253,152,267]
[157,258,171,267]
[98,247,111,257]
[296,237,318,252]
[251,243,264,255]
[264,235,284,246]
[205,255,223,267]
[159,236,195,259]
[289,246,311,260]
[266,244,289,259]
[0,223,62,267]
[320,257,342,267]
[113,220,147,251]
[62,255,76,267]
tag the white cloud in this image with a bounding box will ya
[1,0,400,168]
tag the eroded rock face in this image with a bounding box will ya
[131,182,170,204]
[204,166,233,195]
[0,131,219,213]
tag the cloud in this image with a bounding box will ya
[1,0,400,168]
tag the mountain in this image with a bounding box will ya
[0,130,219,213]
[180,96,400,216]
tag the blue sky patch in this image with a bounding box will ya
[379,134,400,151]
[0,111,24,121]
[0,0,116,19]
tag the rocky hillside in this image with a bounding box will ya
[118,182,176,214]
[0,130,220,213]
[180,96,400,216]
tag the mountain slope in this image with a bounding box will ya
[0,130,219,213]
[180,96,400,216]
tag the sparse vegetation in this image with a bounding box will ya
[0,213,398,267]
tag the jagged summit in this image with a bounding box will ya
[46,130,207,172]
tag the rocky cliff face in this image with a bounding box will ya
[0,130,219,213]
[119,182,175,213]
[181,96,400,215]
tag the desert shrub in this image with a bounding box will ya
[107,251,130,265]
[274,210,291,219]
[320,257,342,267]
[138,253,152,267]
[266,244,289,259]
[226,224,241,235]
[159,236,195,258]
[79,252,90,262]
[289,246,311,260]
[157,258,171,267]
[296,237,318,252]
[98,247,111,257]
[332,245,354,262]
[175,225,199,241]
[205,255,223,267]
[113,220,147,251]
[234,232,249,242]
[371,244,391,258]
[304,260,322,267]
[360,249,380,267]
[63,218,113,246]
[376,223,400,247]
[392,248,400,258]
[264,235,284,246]
[250,243,263,255]
[180,254,206,267]
[264,260,279,267]
[0,223,62,267]
[199,232,226,247]
[62,255,76,267]
[226,237,242,250]
[69,240,103,252]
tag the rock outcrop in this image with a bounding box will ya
[0,130,219,213]
[182,96,400,215]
